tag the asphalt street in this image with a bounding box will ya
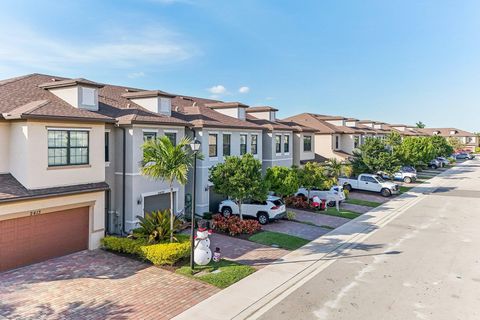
[259,159,480,320]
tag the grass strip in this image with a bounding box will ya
[320,207,362,220]
[176,259,255,289]
[248,231,310,250]
[344,198,382,208]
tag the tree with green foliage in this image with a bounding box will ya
[385,131,402,151]
[297,162,331,201]
[141,136,198,242]
[265,166,299,198]
[430,135,454,157]
[447,136,465,152]
[416,121,426,128]
[209,154,269,220]
[325,158,353,183]
[396,136,436,167]
[351,137,401,176]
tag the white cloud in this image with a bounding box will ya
[128,72,146,79]
[0,20,197,74]
[238,86,250,94]
[208,85,227,95]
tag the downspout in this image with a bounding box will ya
[120,126,128,235]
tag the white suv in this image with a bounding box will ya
[218,196,286,225]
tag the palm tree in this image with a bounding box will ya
[141,136,197,242]
[325,158,343,184]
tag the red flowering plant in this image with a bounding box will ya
[212,214,261,236]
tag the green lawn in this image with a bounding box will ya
[320,207,362,219]
[176,259,255,289]
[400,186,413,193]
[344,198,382,208]
[417,175,433,180]
[248,231,310,250]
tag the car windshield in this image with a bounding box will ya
[272,199,284,206]
[374,175,386,183]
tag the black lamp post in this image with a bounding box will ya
[189,139,201,270]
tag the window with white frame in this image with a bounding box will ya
[165,132,176,146]
[251,134,258,155]
[209,134,218,157]
[284,135,290,153]
[275,135,282,153]
[81,87,96,106]
[303,135,312,152]
[240,134,247,155]
[223,134,231,156]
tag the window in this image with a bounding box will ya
[240,134,247,155]
[251,135,258,155]
[48,130,89,166]
[81,87,96,106]
[335,136,340,149]
[284,135,290,153]
[159,98,171,114]
[143,132,157,142]
[360,176,378,183]
[275,135,282,153]
[209,134,218,157]
[165,132,176,146]
[105,132,109,162]
[303,135,312,152]
[354,136,360,148]
[223,134,231,156]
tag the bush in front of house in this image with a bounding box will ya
[135,209,183,244]
[140,241,190,265]
[101,234,190,266]
[212,214,261,236]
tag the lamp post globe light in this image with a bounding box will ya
[189,139,201,270]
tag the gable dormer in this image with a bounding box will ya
[345,119,359,127]
[39,78,103,111]
[205,102,249,120]
[245,106,278,121]
[323,117,345,126]
[433,131,440,135]
[450,130,458,135]
[391,125,407,132]
[122,90,175,116]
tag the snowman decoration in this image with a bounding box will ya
[194,222,212,266]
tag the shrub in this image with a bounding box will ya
[343,189,350,199]
[475,147,480,153]
[140,241,190,265]
[286,210,296,221]
[202,212,213,219]
[136,210,182,243]
[212,214,261,236]
[101,236,147,255]
[102,235,191,265]
[284,196,310,209]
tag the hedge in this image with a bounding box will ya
[101,234,190,266]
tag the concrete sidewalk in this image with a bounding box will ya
[173,164,459,320]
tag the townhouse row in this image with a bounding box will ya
[0,73,477,272]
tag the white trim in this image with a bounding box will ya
[262,158,293,162]
[46,126,91,131]
[105,129,111,133]
[209,157,219,161]
[164,129,179,133]
[105,162,110,167]
[275,153,282,156]
[284,152,290,156]
[142,129,159,133]
[208,131,219,134]
[222,132,232,135]
[114,172,141,176]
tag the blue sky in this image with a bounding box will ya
[1,0,479,131]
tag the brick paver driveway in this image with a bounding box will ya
[0,250,219,320]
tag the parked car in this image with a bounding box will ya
[401,165,417,174]
[456,152,475,160]
[378,170,417,183]
[436,157,450,166]
[218,196,286,225]
[428,159,442,169]
[339,174,400,197]
[295,186,346,207]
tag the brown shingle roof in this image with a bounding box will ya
[246,106,279,112]
[419,127,476,138]
[0,73,189,126]
[283,113,365,134]
[172,96,263,130]
[0,174,109,203]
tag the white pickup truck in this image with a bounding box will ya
[295,186,346,207]
[338,174,400,197]
[378,170,417,183]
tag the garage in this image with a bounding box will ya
[0,207,89,272]
[144,192,175,215]
[209,187,226,213]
